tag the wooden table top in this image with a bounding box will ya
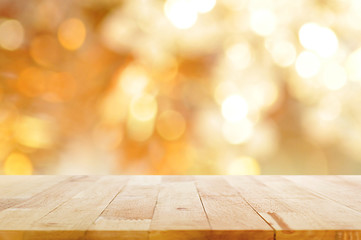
[0,175,360,240]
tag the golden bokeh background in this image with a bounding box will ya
[1,0,361,175]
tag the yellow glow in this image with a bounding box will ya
[58,18,86,50]
[16,67,46,97]
[0,141,11,163]
[227,156,260,175]
[269,40,297,67]
[223,0,246,11]
[30,35,62,67]
[295,51,321,78]
[250,9,277,36]
[321,63,347,90]
[221,95,248,122]
[243,80,279,111]
[130,94,158,121]
[4,153,33,175]
[14,116,54,149]
[214,81,238,105]
[93,124,123,150]
[346,47,361,82]
[226,42,252,70]
[0,19,24,51]
[2,0,361,175]
[318,95,341,121]
[302,108,337,145]
[298,23,338,58]
[164,0,198,29]
[99,8,135,53]
[120,64,149,96]
[262,81,279,108]
[156,110,186,141]
[247,122,278,158]
[99,89,128,125]
[222,118,253,144]
[126,114,155,142]
[44,72,77,102]
[194,110,222,144]
[193,0,217,13]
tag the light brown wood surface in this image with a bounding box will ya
[0,176,360,239]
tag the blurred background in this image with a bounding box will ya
[0,0,361,175]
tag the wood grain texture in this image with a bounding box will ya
[87,176,159,240]
[284,176,361,214]
[226,175,361,240]
[195,176,274,240]
[0,176,68,212]
[0,176,100,240]
[27,176,128,240]
[149,179,210,240]
[0,175,360,240]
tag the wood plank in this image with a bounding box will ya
[127,175,161,185]
[0,199,25,212]
[0,175,360,240]
[226,175,361,240]
[195,176,239,197]
[149,179,210,240]
[0,176,35,195]
[0,176,68,213]
[23,176,128,240]
[0,176,99,240]
[0,175,32,187]
[86,176,160,240]
[195,176,274,240]
[340,175,361,187]
[162,175,194,183]
[285,176,361,214]
[0,175,68,199]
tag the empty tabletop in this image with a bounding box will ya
[0,175,360,239]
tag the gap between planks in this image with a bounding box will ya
[1,176,361,240]
[225,175,361,240]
